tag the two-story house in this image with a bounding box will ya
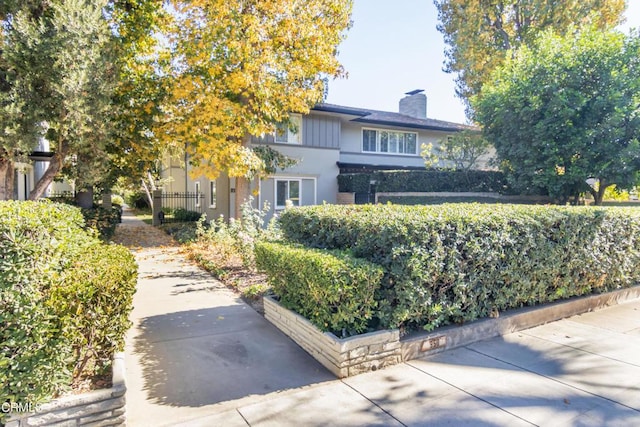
[161,90,479,222]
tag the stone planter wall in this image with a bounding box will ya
[265,286,640,378]
[5,353,126,427]
[264,297,401,377]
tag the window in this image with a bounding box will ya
[362,128,418,155]
[195,181,201,207]
[275,114,302,144]
[275,179,300,208]
[209,181,217,208]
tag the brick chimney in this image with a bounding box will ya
[399,89,427,119]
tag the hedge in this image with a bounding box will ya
[81,206,121,239]
[254,241,384,336]
[338,170,507,193]
[0,201,136,414]
[278,204,640,331]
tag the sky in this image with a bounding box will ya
[325,0,640,124]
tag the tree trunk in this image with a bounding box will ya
[0,156,15,200]
[29,153,62,200]
[593,182,608,206]
[234,133,253,219]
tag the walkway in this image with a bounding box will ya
[117,210,640,426]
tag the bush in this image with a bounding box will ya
[51,243,137,376]
[278,204,640,331]
[173,208,202,222]
[0,201,136,415]
[255,241,384,336]
[125,191,150,209]
[81,206,121,240]
[338,170,507,193]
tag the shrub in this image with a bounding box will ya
[338,170,507,193]
[81,206,121,239]
[278,204,640,331]
[51,243,137,376]
[125,191,150,209]
[255,241,384,336]
[173,208,202,222]
[0,201,136,415]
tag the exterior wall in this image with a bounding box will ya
[257,144,340,223]
[251,113,341,149]
[339,121,450,168]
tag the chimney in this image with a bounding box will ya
[399,89,427,119]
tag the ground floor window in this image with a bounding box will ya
[195,181,201,207]
[275,179,300,208]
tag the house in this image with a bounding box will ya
[161,90,481,222]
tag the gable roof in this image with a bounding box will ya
[313,102,476,132]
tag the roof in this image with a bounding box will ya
[313,102,477,133]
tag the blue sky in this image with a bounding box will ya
[325,1,640,124]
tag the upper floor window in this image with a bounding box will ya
[275,114,302,144]
[362,128,418,155]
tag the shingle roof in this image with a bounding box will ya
[313,102,477,132]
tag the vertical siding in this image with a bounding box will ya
[303,114,340,149]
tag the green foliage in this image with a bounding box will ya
[81,207,121,240]
[421,130,492,171]
[434,0,625,113]
[0,201,137,413]
[474,27,640,205]
[173,208,202,222]
[278,204,640,331]
[51,243,136,377]
[255,241,384,336]
[338,170,507,193]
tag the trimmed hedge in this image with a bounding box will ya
[338,170,507,193]
[255,241,384,336]
[0,201,136,413]
[81,206,121,239]
[278,204,640,331]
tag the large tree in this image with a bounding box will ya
[165,0,352,217]
[434,0,625,114]
[0,0,169,200]
[473,27,640,205]
[0,0,116,200]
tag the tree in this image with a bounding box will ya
[104,0,173,190]
[434,0,625,114]
[421,130,492,171]
[165,0,352,217]
[0,0,116,200]
[473,27,640,205]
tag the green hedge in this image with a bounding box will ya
[0,201,136,413]
[81,206,121,239]
[338,170,507,193]
[278,204,640,331]
[254,241,384,336]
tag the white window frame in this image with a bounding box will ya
[274,178,302,209]
[195,181,201,208]
[362,128,419,155]
[275,113,302,144]
[209,180,217,209]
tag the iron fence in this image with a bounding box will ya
[157,191,205,223]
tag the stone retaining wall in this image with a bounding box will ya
[264,297,401,377]
[265,286,640,378]
[5,353,126,427]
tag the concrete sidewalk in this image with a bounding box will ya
[121,211,640,426]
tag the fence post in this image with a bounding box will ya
[102,189,112,210]
[152,189,163,226]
